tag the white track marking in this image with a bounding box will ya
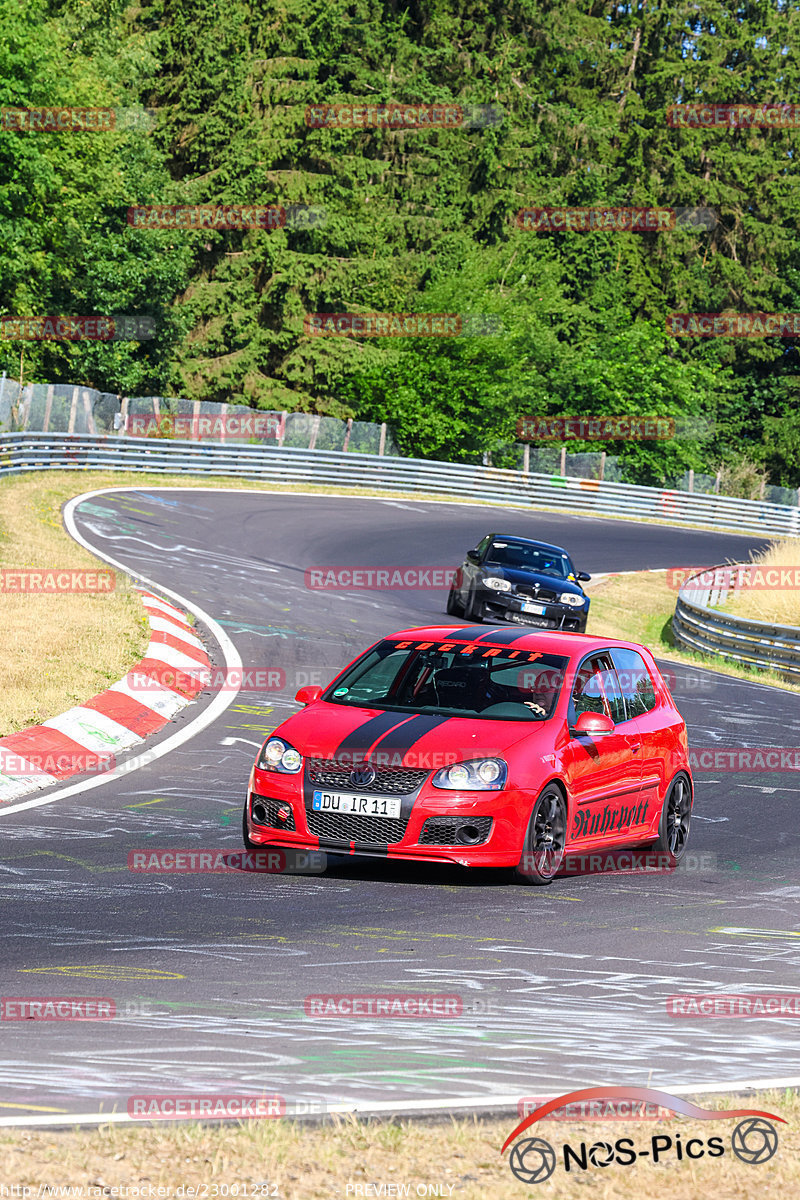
[42,708,143,753]
[147,615,206,650]
[1,1075,799,1128]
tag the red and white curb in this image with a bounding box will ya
[0,590,210,803]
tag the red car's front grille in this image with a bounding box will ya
[306,759,429,795]
[306,809,409,845]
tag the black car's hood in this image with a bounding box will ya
[482,566,584,596]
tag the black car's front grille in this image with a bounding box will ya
[306,810,409,845]
[306,758,429,795]
[517,586,559,603]
[418,816,493,845]
[250,795,296,831]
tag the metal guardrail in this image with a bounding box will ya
[672,564,800,679]
[2,431,800,538]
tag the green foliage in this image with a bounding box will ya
[2,0,800,486]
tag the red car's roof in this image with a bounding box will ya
[383,625,648,656]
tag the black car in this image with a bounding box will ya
[446,533,592,632]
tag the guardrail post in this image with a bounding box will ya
[82,389,97,435]
[42,384,54,433]
[598,451,606,481]
[687,468,694,493]
[67,386,79,434]
[523,442,530,474]
[343,417,353,452]
[559,446,566,476]
[378,423,387,456]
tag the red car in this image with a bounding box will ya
[243,626,693,884]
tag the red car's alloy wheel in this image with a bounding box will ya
[515,786,567,885]
[652,772,692,862]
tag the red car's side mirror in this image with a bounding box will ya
[571,710,615,736]
[295,685,323,706]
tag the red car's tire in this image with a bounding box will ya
[649,772,693,864]
[514,785,567,885]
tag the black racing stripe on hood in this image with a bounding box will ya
[443,625,489,641]
[471,627,535,646]
[370,714,451,760]
[333,711,417,762]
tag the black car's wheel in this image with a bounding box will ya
[650,772,692,863]
[446,576,464,616]
[463,582,485,622]
[514,786,567,885]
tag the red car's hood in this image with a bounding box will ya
[273,700,552,767]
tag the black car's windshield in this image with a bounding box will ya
[486,541,573,578]
[324,640,569,720]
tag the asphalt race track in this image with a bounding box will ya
[2,488,799,1124]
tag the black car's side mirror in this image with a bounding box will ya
[466,549,481,563]
[577,571,591,582]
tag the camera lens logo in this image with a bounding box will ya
[508,1137,556,1184]
[587,1141,614,1166]
[731,1117,779,1164]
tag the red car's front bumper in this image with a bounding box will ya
[245,765,528,867]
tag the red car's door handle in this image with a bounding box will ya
[630,742,641,754]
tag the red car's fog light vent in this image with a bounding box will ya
[418,816,493,846]
[250,795,296,831]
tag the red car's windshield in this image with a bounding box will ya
[323,640,569,721]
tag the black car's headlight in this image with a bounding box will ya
[431,758,507,790]
[559,592,585,607]
[257,737,303,773]
[484,576,512,592]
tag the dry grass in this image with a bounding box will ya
[717,538,800,627]
[0,475,150,735]
[0,1091,796,1198]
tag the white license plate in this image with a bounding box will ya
[521,601,546,615]
[312,790,402,818]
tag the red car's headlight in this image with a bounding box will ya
[431,758,507,790]
[257,737,303,774]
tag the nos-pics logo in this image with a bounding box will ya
[501,1087,784,1184]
